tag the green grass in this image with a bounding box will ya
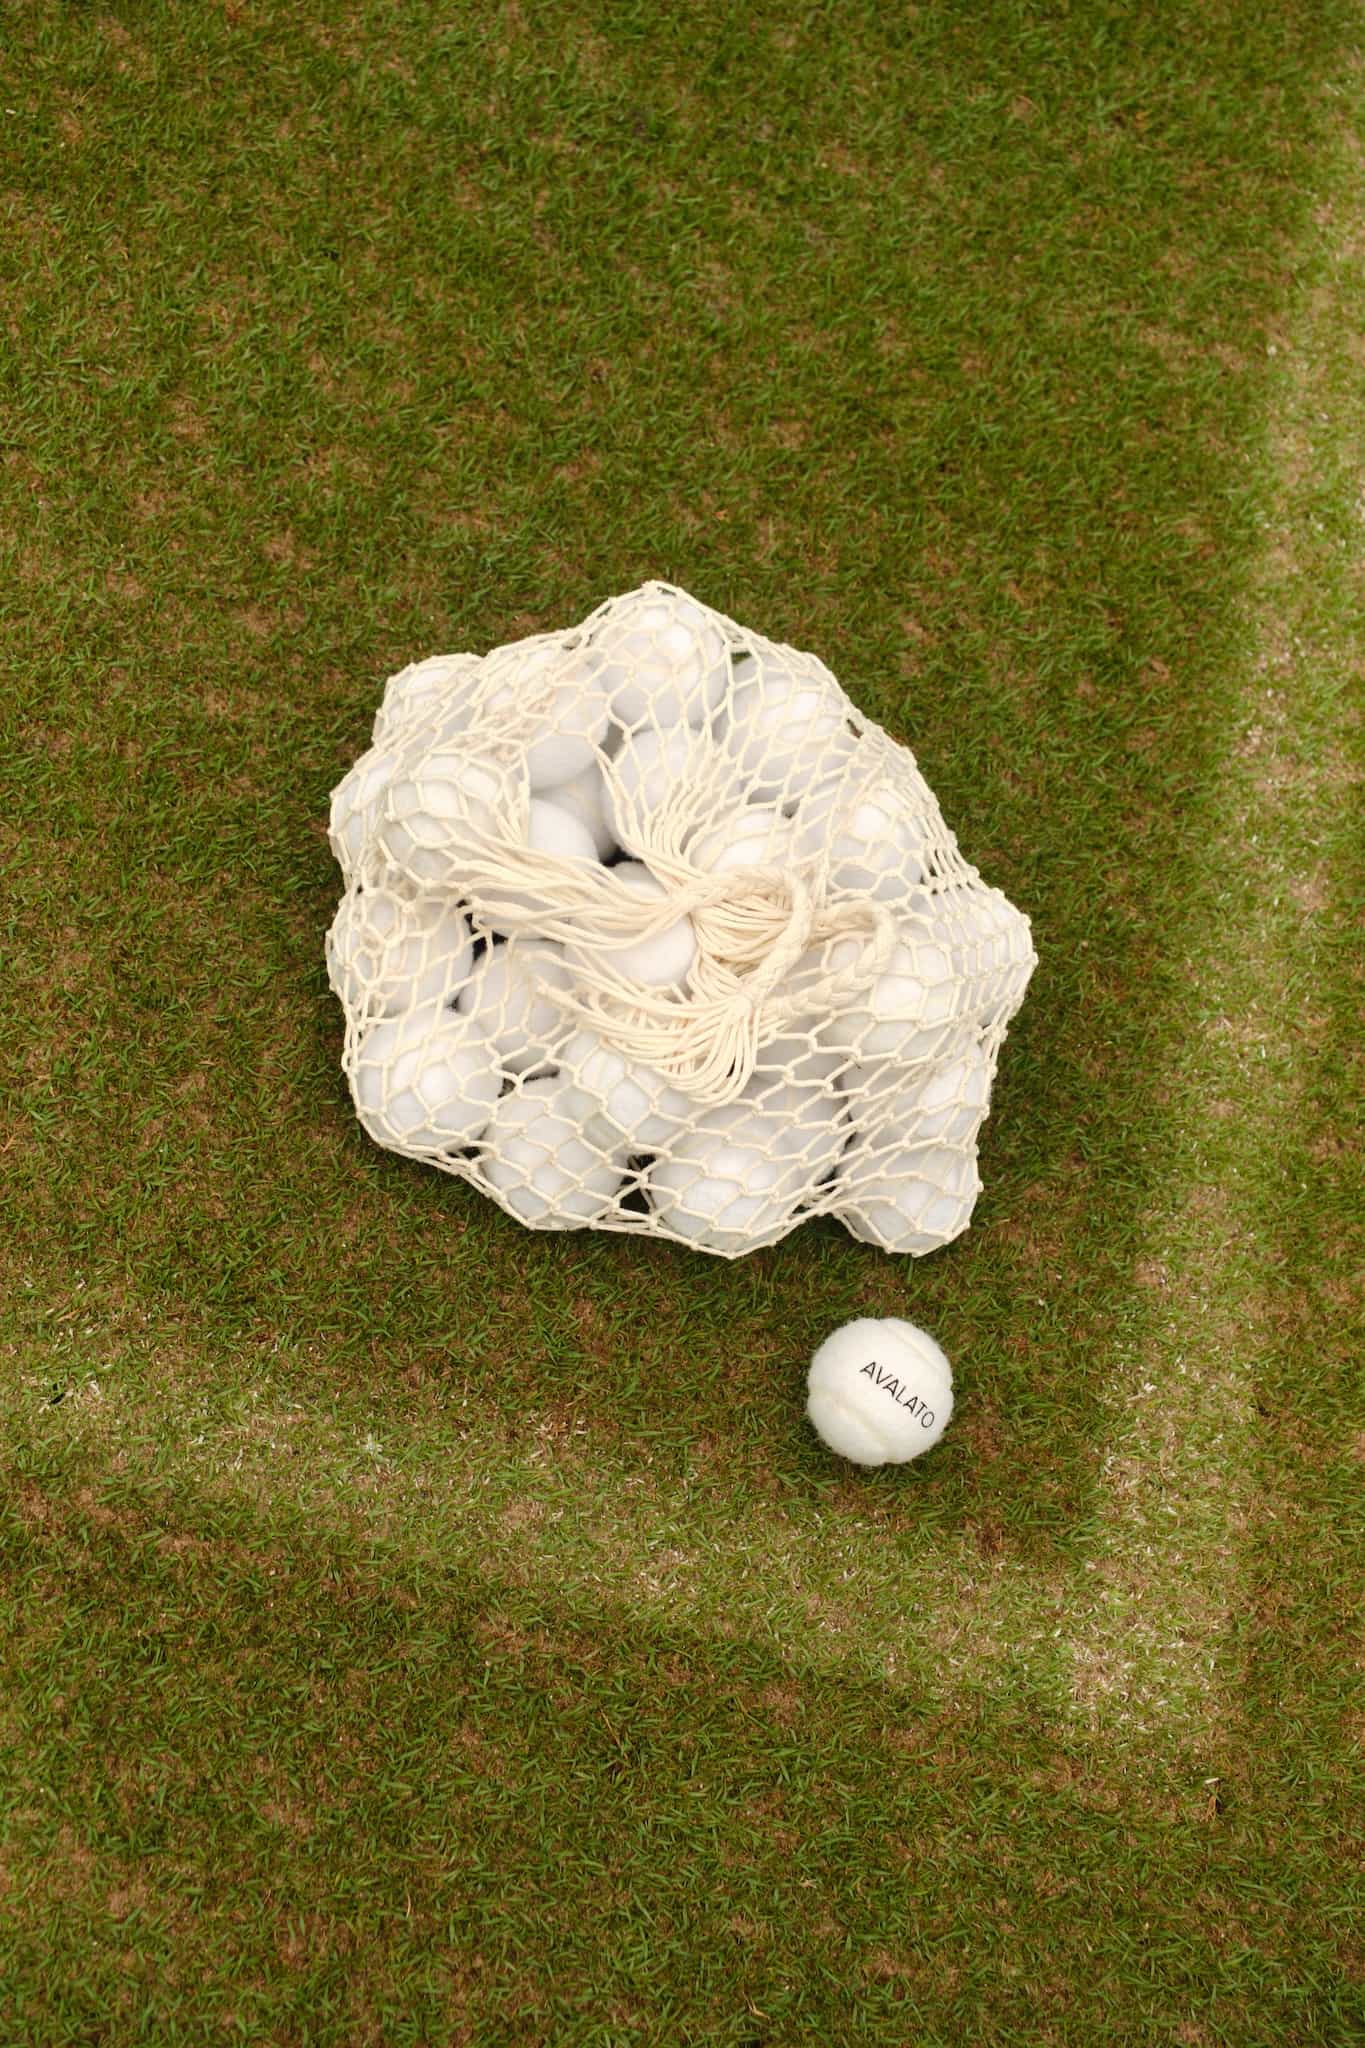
[2,2,1361,2041]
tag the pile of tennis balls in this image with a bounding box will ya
[326,582,1035,1259]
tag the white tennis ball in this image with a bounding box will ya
[742,1034,850,1154]
[722,659,854,803]
[328,744,403,881]
[326,888,475,1017]
[350,1000,500,1154]
[793,780,930,901]
[456,938,575,1076]
[372,653,482,748]
[686,803,794,875]
[746,1030,846,1087]
[473,798,601,925]
[602,725,707,847]
[380,750,508,887]
[481,636,611,790]
[940,885,1037,1026]
[579,862,697,990]
[735,1076,848,1176]
[852,1041,992,1147]
[589,589,731,730]
[478,1075,626,1227]
[824,926,961,1062]
[647,1102,806,1253]
[806,1317,954,1466]
[557,1028,694,1151]
[540,758,618,860]
[528,797,600,864]
[838,1145,981,1254]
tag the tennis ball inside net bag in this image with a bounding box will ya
[325,581,1036,1256]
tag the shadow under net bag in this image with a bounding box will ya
[326,582,1036,1258]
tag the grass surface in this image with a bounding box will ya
[2,2,1362,2042]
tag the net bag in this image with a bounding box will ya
[326,581,1035,1258]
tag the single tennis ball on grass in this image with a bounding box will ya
[806,1317,954,1466]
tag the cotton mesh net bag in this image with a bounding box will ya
[326,581,1036,1257]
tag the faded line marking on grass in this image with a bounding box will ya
[1059,124,1362,1739]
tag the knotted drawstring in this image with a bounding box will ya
[438,821,897,1104]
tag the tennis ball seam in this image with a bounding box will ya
[808,1387,897,1456]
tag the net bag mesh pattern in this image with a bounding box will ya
[326,581,1036,1258]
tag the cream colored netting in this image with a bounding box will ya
[326,581,1035,1258]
